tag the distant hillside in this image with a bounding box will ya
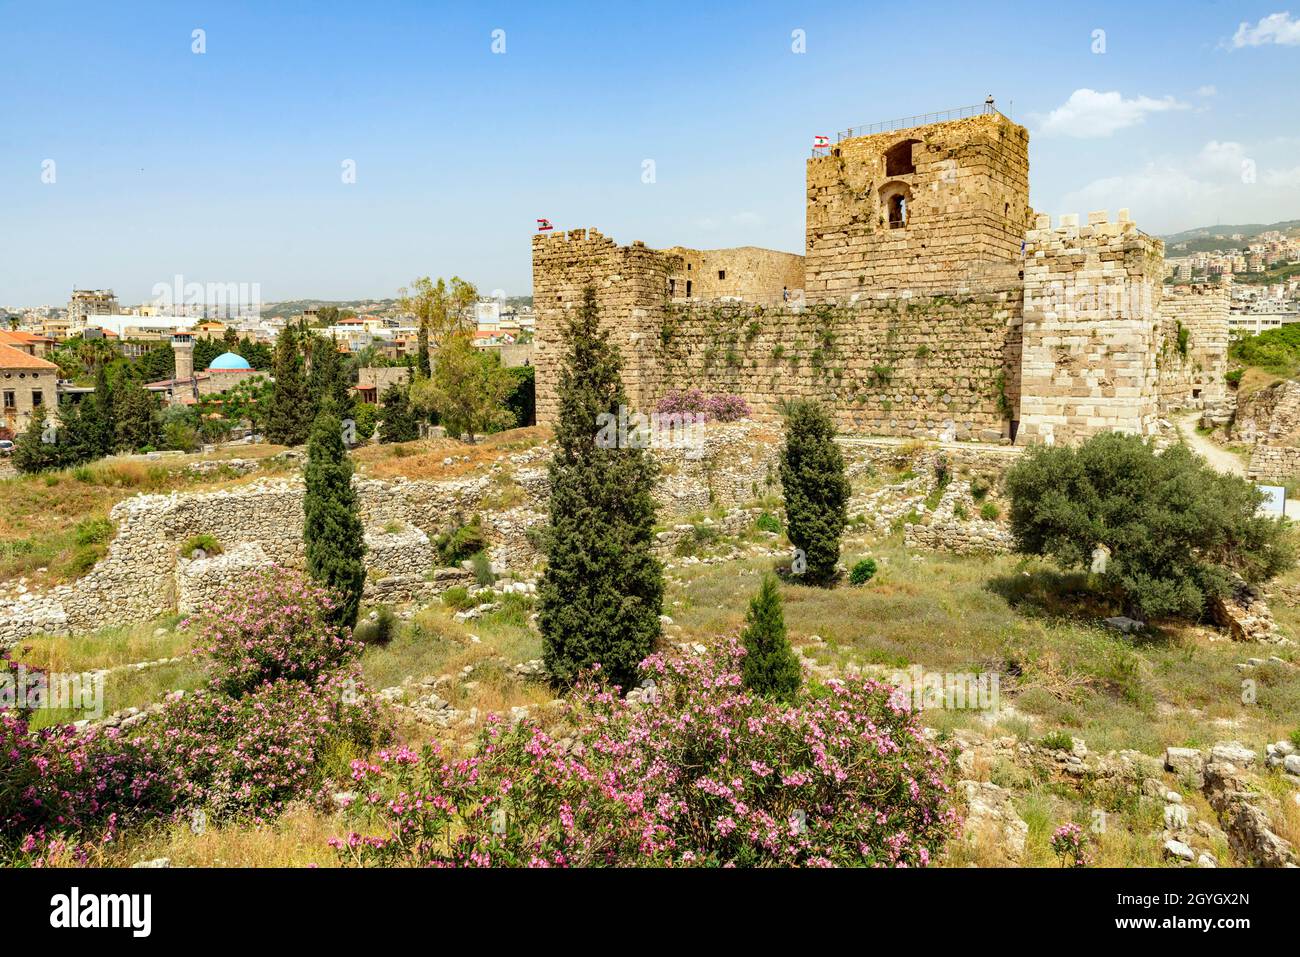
[1161,220,1300,255]
[260,299,401,320]
[261,295,531,319]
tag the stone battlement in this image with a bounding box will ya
[531,109,1229,445]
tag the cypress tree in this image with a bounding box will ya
[780,399,849,586]
[538,287,663,690]
[303,407,366,629]
[114,379,161,452]
[307,334,354,420]
[378,383,419,443]
[740,575,801,702]
[266,325,311,446]
[87,364,116,456]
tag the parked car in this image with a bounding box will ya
[0,439,15,456]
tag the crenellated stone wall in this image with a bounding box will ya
[1017,211,1166,445]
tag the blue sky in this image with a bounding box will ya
[1,0,1298,305]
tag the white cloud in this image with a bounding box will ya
[1037,89,1188,138]
[1058,139,1300,233]
[1231,11,1300,47]
[1195,85,1217,97]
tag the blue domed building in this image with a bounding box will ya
[144,336,266,406]
[208,352,252,371]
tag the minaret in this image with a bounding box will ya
[171,331,195,399]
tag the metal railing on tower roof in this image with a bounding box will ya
[836,102,1005,143]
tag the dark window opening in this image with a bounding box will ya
[885,139,919,177]
[1192,388,1202,399]
[718,270,726,280]
[32,390,43,407]
[2,391,14,410]
[888,193,907,228]
[669,278,676,296]
[686,280,692,297]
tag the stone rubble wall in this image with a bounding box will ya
[0,423,788,646]
[1157,282,1231,417]
[176,542,273,615]
[1234,378,1300,483]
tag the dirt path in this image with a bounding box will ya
[1175,411,1247,477]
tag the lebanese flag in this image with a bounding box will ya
[813,134,830,149]
[536,218,553,231]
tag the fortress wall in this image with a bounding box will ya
[1018,212,1166,445]
[646,288,1022,441]
[1157,281,1232,414]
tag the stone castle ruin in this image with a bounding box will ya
[533,104,1230,444]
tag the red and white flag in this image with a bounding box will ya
[536,218,553,231]
[812,134,829,149]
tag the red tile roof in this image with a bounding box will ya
[0,343,58,371]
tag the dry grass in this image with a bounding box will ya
[99,806,343,868]
[0,453,297,588]
[355,426,548,481]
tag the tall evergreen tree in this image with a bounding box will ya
[377,383,420,443]
[739,575,801,702]
[266,325,311,446]
[307,334,354,420]
[114,379,161,452]
[538,287,663,690]
[780,399,849,586]
[303,407,366,629]
[85,364,117,456]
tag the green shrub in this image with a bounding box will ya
[979,501,1001,521]
[779,400,849,586]
[970,475,992,500]
[74,517,113,547]
[469,550,495,587]
[849,558,877,585]
[357,605,397,646]
[1225,368,1244,389]
[1005,432,1295,620]
[739,575,800,702]
[1039,730,1073,752]
[953,503,968,521]
[441,585,475,611]
[435,517,488,566]
[755,512,781,534]
[1289,728,1300,750]
[179,533,222,559]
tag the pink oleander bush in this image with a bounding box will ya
[1050,822,1092,867]
[1,569,382,865]
[133,673,380,821]
[332,638,957,867]
[654,389,751,424]
[189,567,363,697]
[702,393,751,423]
[655,388,707,417]
[0,711,175,865]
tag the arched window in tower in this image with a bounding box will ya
[879,181,912,229]
[888,193,907,228]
